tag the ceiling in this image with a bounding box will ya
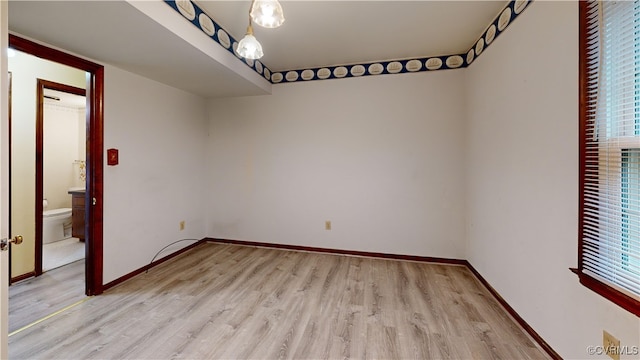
[8,1,509,98]
[197,1,508,71]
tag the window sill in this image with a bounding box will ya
[570,268,640,317]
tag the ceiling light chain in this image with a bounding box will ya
[237,0,284,60]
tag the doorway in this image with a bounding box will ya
[8,35,104,296]
[37,81,86,274]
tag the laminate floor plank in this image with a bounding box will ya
[8,243,551,359]
[8,259,85,333]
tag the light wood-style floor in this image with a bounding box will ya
[8,243,550,359]
[9,259,85,333]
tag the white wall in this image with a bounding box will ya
[207,70,466,259]
[75,105,86,189]
[103,65,208,283]
[8,50,85,277]
[466,1,640,358]
[43,102,84,210]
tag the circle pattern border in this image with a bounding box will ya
[165,0,530,84]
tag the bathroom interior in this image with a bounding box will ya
[8,48,88,280]
[41,88,86,272]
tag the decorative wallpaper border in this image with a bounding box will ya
[164,0,275,82]
[165,0,531,84]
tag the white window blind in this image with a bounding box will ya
[582,0,640,303]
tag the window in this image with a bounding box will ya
[621,149,640,277]
[578,0,640,316]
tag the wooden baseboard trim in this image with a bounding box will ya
[205,238,467,265]
[10,271,37,284]
[464,261,562,360]
[103,239,205,291]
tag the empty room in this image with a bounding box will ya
[0,0,639,359]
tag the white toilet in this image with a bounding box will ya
[42,199,72,244]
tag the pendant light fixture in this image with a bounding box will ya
[250,0,285,29]
[237,21,264,60]
[237,0,284,60]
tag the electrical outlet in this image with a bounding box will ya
[325,220,331,230]
[603,330,620,360]
[179,221,185,231]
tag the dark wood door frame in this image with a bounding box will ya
[35,79,86,277]
[10,34,104,295]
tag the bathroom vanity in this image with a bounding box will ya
[68,189,86,241]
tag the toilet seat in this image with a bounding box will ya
[43,208,73,244]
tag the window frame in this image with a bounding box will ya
[577,0,640,317]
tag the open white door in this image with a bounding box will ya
[1,1,9,358]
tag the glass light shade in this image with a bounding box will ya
[237,33,264,60]
[250,0,285,28]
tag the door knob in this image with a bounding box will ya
[0,235,23,251]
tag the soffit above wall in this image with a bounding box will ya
[8,1,271,98]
